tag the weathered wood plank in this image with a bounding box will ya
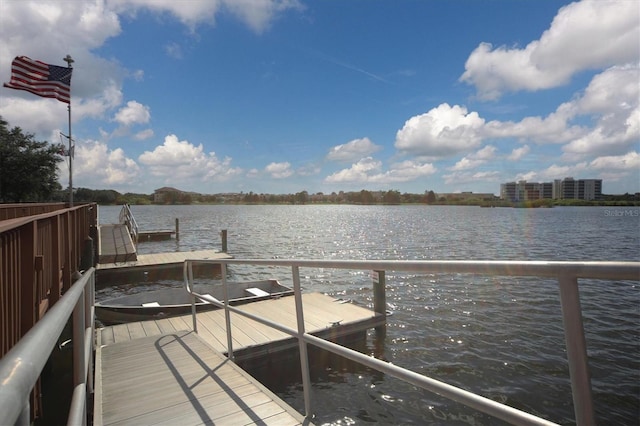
[96,331,306,426]
[125,321,147,339]
[154,317,177,334]
[97,249,231,270]
[111,324,130,343]
[98,327,114,346]
[98,224,136,263]
[140,319,161,336]
[96,293,384,357]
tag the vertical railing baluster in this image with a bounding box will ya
[222,263,234,360]
[557,274,595,425]
[292,265,312,418]
[187,261,197,333]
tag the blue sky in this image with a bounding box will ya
[1,0,638,196]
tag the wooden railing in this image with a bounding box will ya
[0,203,97,421]
[0,202,67,220]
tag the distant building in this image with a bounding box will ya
[500,178,602,201]
[501,182,518,201]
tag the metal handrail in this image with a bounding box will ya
[184,258,640,426]
[118,204,139,245]
[0,268,95,426]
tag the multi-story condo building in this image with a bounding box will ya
[501,178,602,201]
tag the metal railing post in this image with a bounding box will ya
[557,274,595,425]
[187,261,197,333]
[84,276,94,393]
[176,259,639,426]
[222,263,234,360]
[73,289,86,389]
[292,265,313,418]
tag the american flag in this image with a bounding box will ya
[3,56,72,104]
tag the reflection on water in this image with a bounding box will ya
[98,204,640,425]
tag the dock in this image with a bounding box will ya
[97,292,384,361]
[96,249,233,271]
[95,330,308,425]
[98,224,137,263]
[96,249,234,286]
[96,293,382,425]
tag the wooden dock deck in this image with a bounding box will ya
[96,249,234,287]
[99,224,137,263]
[94,330,309,425]
[96,293,383,425]
[97,249,233,271]
[98,292,384,360]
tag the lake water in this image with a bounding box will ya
[98,204,639,425]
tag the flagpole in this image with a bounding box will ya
[63,54,74,207]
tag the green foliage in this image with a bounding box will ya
[0,116,64,202]
[425,190,437,204]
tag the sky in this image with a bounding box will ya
[0,0,638,196]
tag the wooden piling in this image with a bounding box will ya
[373,270,387,338]
[221,229,227,252]
[175,218,180,241]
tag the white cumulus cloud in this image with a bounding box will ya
[114,101,151,126]
[460,0,640,100]
[326,137,381,162]
[589,152,640,171]
[325,157,435,184]
[139,134,242,183]
[265,161,294,178]
[65,140,140,187]
[108,0,302,33]
[507,145,530,161]
[394,103,485,157]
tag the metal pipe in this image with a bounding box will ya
[292,266,312,417]
[0,268,94,425]
[180,258,639,425]
[303,333,558,426]
[188,286,558,426]
[558,275,595,425]
[73,290,86,388]
[181,258,639,280]
[221,263,234,360]
[16,400,29,426]
[87,273,95,393]
[67,384,86,426]
[183,260,197,333]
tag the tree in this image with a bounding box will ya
[294,190,309,204]
[0,117,64,202]
[382,190,401,204]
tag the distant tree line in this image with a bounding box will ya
[68,187,639,207]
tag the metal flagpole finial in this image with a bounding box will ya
[63,54,74,67]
